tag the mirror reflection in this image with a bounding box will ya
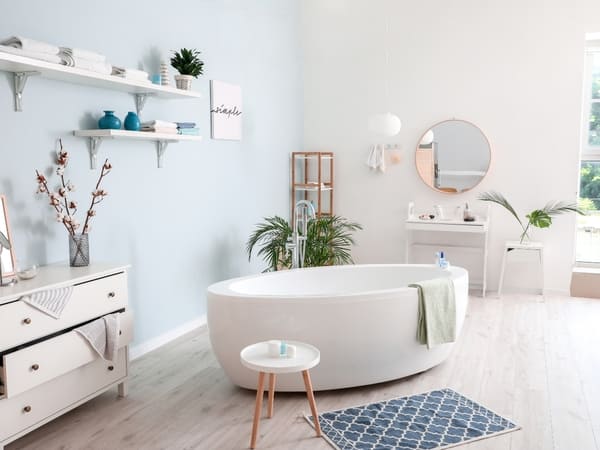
[416,119,491,193]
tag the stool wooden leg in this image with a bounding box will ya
[498,248,508,298]
[301,370,321,437]
[267,373,276,418]
[250,371,265,449]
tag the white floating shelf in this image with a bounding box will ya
[73,129,202,169]
[0,51,201,112]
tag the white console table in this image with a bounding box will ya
[405,206,490,297]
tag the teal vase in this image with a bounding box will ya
[98,111,121,130]
[124,111,141,131]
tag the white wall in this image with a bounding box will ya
[0,0,302,346]
[301,0,600,292]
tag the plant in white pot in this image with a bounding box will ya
[170,48,203,90]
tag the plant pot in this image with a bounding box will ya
[98,111,121,130]
[175,74,194,90]
[69,234,90,267]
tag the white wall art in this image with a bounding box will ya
[210,80,242,140]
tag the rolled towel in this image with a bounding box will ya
[0,36,60,55]
[0,44,62,65]
[141,120,177,129]
[75,313,120,361]
[60,46,106,63]
[72,57,112,75]
[176,122,197,129]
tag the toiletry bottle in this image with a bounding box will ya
[280,341,287,357]
[435,251,441,266]
[439,251,445,268]
[463,203,475,222]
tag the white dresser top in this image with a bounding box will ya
[0,262,130,306]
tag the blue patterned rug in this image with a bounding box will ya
[306,388,520,450]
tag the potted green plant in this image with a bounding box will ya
[170,48,204,90]
[246,215,362,272]
[478,191,585,243]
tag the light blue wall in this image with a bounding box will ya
[0,0,302,344]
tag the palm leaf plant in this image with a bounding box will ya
[478,191,585,243]
[247,215,362,272]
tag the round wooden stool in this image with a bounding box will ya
[240,341,321,449]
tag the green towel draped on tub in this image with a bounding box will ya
[408,278,456,349]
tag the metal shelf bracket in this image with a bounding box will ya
[134,93,155,116]
[88,137,103,169]
[13,71,40,111]
[156,141,169,168]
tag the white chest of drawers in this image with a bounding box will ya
[0,263,132,450]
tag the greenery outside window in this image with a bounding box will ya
[577,44,600,264]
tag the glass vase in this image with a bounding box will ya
[69,234,89,267]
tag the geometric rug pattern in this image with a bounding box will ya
[306,388,520,450]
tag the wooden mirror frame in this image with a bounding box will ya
[415,119,492,195]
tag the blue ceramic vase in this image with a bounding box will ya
[98,111,121,130]
[124,111,141,131]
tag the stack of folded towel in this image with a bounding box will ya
[140,120,178,134]
[0,36,62,64]
[176,122,200,135]
[111,66,150,83]
[59,47,112,75]
[0,36,113,75]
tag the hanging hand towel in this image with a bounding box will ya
[408,278,456,349]
[21,286,73,319]
[0,36,60,55]
[75,313,120,361]
[0,45,62,65]
[366,145,378,169]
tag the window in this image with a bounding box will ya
[577,41,600,264]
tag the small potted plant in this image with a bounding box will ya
[170,48,204,90]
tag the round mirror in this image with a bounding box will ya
[415,119,491,194]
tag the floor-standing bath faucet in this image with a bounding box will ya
[286,200,316,269]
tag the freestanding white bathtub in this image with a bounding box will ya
[207,264,468,392]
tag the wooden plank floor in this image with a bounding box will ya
[8,294,600,450]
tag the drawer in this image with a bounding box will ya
[0,348,127,442]
[0,272,128,352]
[1,311,133,399]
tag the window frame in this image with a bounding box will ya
[576,46,600,266]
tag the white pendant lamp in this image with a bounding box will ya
[368,112,402,137]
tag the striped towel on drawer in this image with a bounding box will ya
[75,313,120,361]
[21,286,73,319]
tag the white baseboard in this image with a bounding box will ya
[130,315,207,360]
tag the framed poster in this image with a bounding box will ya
[210,80,242,141]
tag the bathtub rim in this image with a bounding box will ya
[207,263,467,300]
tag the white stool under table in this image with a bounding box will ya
[240,341,322,449]
[498,240,544,297]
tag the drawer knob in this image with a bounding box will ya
[23,406,32,413]
[31,364,39,371]
[23,318,32,325]
[108,365,114,371]
[108,291,116,298]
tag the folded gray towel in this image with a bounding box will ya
[75,313,120,361]
[21,286,73,319]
